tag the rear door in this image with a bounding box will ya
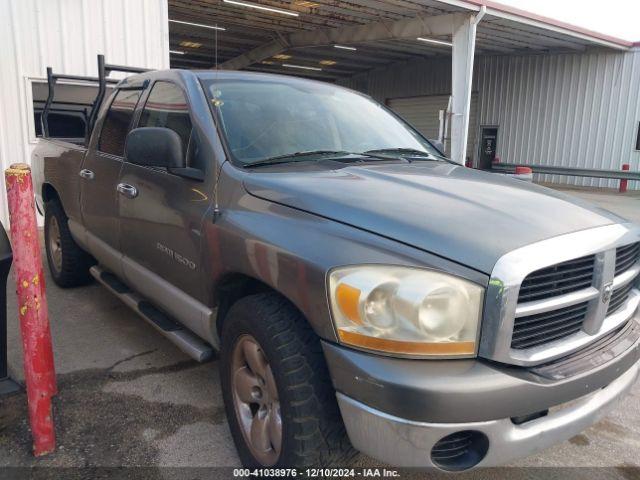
[118,80,210,303]
[79,88,142,272]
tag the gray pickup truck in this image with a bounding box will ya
[33,56,640,471]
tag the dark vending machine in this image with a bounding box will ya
[479,127,498,170]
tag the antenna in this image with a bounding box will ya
[212,23,221,219]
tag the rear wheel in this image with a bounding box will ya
[44,199,94,287]
[220,293,356,468]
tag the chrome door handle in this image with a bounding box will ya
[116,183,138,199]
[79,169,95,180]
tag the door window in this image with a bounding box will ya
[98,89,142,156]
[138,82,192,158]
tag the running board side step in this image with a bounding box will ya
[90,265,214,362]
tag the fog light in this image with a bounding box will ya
[430,430,489,471]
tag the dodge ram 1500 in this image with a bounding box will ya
[32,57,640,471]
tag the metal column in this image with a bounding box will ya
[450,7,485,165]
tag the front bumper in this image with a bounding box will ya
[323,315,640,469]
[337,360,639,468]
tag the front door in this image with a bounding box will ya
[79,88,142,270]
[479,126,498,170]
[118,81,209,303]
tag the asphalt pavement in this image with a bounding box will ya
[1,185,639,479]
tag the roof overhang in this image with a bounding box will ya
[168,0,634,80]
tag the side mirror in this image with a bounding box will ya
[125,127,185,169]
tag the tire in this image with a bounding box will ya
[44,199,94,287]
[220,292,356,468]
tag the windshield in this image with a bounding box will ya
[202,77,441,165]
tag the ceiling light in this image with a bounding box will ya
[295,0,319,7]
[417,37,452,47]
[334,45,356,51]
[319,60,336,66]
[223,0,299,17]
[283,63,322,71]
[170,50,185,55]
[273,54,292,60]
[169,19,226,31]
[179,41,202,48]
[261,60,275,65]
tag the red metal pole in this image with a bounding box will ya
[4,163,56,456]
[619,164,630,193]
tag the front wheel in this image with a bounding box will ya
[220,293,356,468]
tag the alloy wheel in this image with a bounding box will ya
[231,334,282,466]
[48,215,62,273]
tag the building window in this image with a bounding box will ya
[31,80,112,143]
[636,121,640,151]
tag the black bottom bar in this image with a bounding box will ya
[0,377,21,396]
[1,225,17,397]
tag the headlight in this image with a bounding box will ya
[328,266,483,357]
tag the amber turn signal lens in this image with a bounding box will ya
[338,329,476,356]
[335,283,363,324]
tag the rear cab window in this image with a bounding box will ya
[98,89,142,156]
[137,81,194,164]
[35,111,86,140]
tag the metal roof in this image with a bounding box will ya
[168,0,634,80]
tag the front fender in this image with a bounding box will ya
[202,191,488,342]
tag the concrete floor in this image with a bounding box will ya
[1,186,639,478]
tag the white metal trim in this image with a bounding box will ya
[432,0,631,51]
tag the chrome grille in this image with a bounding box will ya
[517,255,595,303]
[615,242,640,276]
[607,282,635,316]
[511,302,589,349]
[481,224,640,366]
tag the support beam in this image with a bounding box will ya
[222,38,290,71]
[220,13,456,70]
[450,7,485,165]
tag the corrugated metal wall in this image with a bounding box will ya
[339,49,640,190]
[0,0,169,227]
[477,50,640,189]
[342,57,456,100]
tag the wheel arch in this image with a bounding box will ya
[42,182,61,204]
[214,272,299,340]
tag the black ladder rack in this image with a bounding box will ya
[42,54,152,143]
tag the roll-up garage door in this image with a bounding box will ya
[387,94,479,161]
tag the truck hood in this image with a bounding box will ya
[243,161,624,274]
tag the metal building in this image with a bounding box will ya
[1,0,639,230]
[0,0,169,226]
[165,0,639,189]
[338,48,640,189]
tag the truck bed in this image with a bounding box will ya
[32,138,86,221]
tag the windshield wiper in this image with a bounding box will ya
[244,150,353,168]
[363,148,443,160]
